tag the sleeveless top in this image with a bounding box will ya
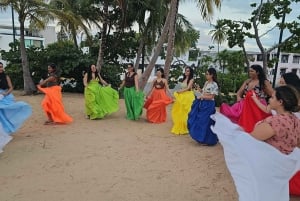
[125,72,136,87]
[154,79,165,89]
[243,80,266,98]
[46,72,60,87]
[0,73,9,90]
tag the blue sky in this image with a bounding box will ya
[179,0,300,51]
[1,1,299,52]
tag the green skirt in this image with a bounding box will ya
[123,87,144,120]
[85,80,119,119]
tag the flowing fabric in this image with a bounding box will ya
[0,90,32,134]
[0,123,12,153]
[211,113,300,201]
[238,91,271,132]
[38,85,73,124]
[289,171,300,195]
[123,87,144,120]
[220,100,244,123]
[144,88,172,123]
[85,80,119,119]
[171,91,195,135]
[188,99,218,145]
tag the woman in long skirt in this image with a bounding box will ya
[119,63,144,120]
[83,64,119,119]
[188,68,219,145]
[144,68,173,123]
[171,66,195,135]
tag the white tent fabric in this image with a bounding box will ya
[211,112,300,201]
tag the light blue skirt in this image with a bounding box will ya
[0,90,32,134]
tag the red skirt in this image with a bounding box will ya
[238,90,271,132]
[144,88,172,123]
[290,171,300,195]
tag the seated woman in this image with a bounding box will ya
[0,62,32,134]
[211,85,300,201]
[220,64,273,132]
[188,68,219,145]
[144,68,173,123]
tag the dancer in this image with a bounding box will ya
[171,66,195,135]
[211,85,300,201]
[144,68,173,123]
[252,72,300,196]
[220,64,273,132]
[83,64,119,119]
[119,63,144,120]
[0,62,32,134]
[37,63,72,125]
[188,68,219,145]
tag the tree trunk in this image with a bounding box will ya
[139,5,172,90]
[96,2,108,72]
[134,37,145,72]
[19,20,37,95]
[164,0,178,80]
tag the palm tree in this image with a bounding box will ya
[209,19,228,72]
[0,0,52,94]
[49,0,101,49]
[139,0,222,90]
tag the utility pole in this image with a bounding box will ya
[11,4,16,44]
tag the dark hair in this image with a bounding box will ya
[156,68,165,78]
[48,63,57,70]
[207,68,218,85]
[282,72,300,93]
[127,63,135,72]
[275,85,300,112]
[250,64,267,89]
[182,66,194,85]
[0,62,3,66]
[87,64,100,83]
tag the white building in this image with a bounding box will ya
[0,24,57,65]
[247,52,300,83]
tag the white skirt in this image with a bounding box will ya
[211,112,300,201]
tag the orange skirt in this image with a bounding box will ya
[38,85,73,124]
[144,88,172,123]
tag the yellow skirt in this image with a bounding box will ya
[171,91,195,135]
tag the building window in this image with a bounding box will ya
[280,68,287,75]
[292,56,300,64]
[292,69,298,74]
[281,55,289,63]
[257,54,263,61]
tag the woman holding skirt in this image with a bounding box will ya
[171,66,195,135]
[119,63,144,120]
[0,62,32,134]
[83,64,119,119]
[144,68,173,123]
[188,68,219,145]
[37,63,72,125]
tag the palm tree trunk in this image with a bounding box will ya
[139,5,172,90]
[19,20,37,94]
[134,37,145,72]
[164,0,178,80]
[96,2,108,72]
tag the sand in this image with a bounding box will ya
[0,91,298,201]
